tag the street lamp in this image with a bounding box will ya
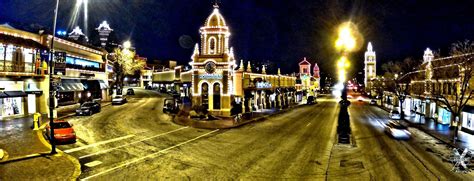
[123,40,131,49]
[48,0,60,154]
[334,21,360,144]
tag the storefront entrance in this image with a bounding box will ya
[201,83,209,108]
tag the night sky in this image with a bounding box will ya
[1,0,473,79]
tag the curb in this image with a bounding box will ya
[173,104,309,129]
[35,124,82,180]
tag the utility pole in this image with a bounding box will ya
[49,0,60,154]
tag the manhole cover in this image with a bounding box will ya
[340,160,364,169]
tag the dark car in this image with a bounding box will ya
[127,88,135,95]
[45,120,76,144]
[307,96,316,105]
[76,102,101,116]
[384,120,411,140]
[163,98,179,113]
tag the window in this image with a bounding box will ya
[5,45,14,61]
[209,37,216,54]
[303,68,307,73]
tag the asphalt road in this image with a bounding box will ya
[57,91,470,180]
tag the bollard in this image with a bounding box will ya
[33,113,41,130]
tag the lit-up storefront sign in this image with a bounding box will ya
[66,56,100,68]
[256,82,272,89]
[199,74,222,79]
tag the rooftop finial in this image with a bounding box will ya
[213,0,219,8]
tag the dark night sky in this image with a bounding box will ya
[1,0,473,78]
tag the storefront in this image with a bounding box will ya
[437,106,451,125]
[461,105,474,133]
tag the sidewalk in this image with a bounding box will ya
[0,115,80,180]
[378,105,474,150]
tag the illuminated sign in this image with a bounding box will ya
[199,74,222,79]
[256,82,272,89]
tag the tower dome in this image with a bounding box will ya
[204,5,227,27]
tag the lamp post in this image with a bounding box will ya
[334,22,358,144]
[48,0,60,154]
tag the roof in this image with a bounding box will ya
[299,57,311,65]
[205,6,227,27]
[0,33,48,50]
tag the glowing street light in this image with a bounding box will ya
[335,24,356,52]
[123,40,131,49]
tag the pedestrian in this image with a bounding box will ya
[434,113,438,124]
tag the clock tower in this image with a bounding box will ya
[190,4,235,116]
[364,42,376,86]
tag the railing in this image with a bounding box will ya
[0,63,35,73]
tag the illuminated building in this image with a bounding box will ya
[0,23,110,118]
[153,5,298,116]
[364,42,376,92]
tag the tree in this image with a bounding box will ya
[432,40,474,142]
[381,58,421,120]
[112,48,146,91]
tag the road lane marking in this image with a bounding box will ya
[64,135,135,153]
[81,129,219,180]
[84,160,102,168]
[79,126,189,159]
[306,123,311,127]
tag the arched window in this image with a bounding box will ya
[209,37,216,54]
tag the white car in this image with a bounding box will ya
[369,99,377,105]
[389,110,401,120]
[385,120,411,140]
[112,95,127,105]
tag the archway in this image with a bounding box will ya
[201,82,209,108]
[213,83,221,109]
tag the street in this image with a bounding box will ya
[52,90,469,180]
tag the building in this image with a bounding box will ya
[96,21,113,48]
[364,42,376,93]
[382,47,474,134]
[0,23,48,118]
[0,23,110,118]
[296,57,320,102]
[153,5,297,117]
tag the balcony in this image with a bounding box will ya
[0,63,42,77]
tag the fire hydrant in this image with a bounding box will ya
[33,113,41,130]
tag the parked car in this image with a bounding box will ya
[384,120,411,139]
[163,98,179,113]
[307,96,316,105]
[389,110,401,120]
[45,120,76,144]
[76,102,101,116]
[357,96,364,101]
[127,88,135,95]
[112,95,127,105]
[369,99,377,105]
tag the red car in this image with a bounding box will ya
[45,120,76,144]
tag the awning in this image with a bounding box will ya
[0,91,28,97]
[462,105,474,114]
[59,79,84,92]
[98,80,109,89]
[0,92,8,98]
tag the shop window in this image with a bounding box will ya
[1,97,23,116]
